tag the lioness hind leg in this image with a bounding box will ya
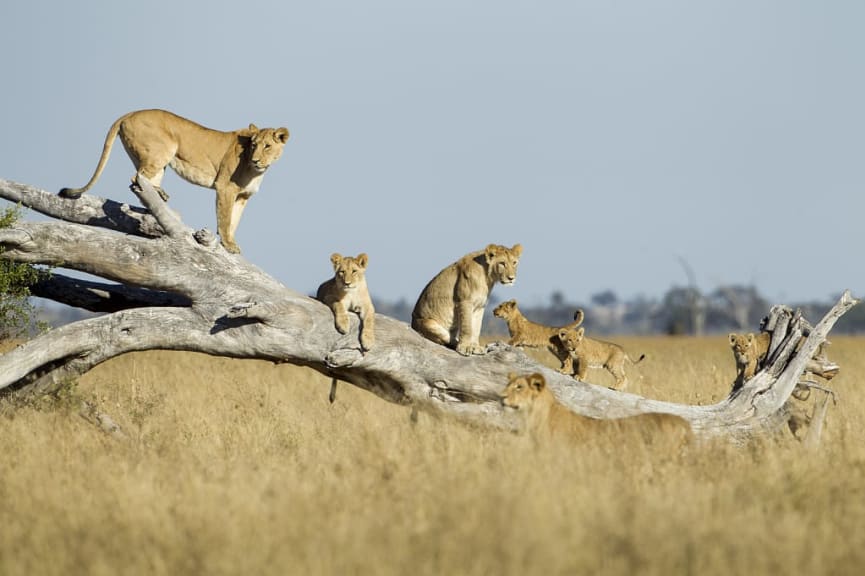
[133,167,169,201]
[412,317,453,347]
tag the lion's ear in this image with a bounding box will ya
[356,253,369,268]
[528,373,546,391]
[484,244,499,262]
[507,372,518,382]
[557,329,569,340]
[576,327,585,337]
[330,253,343,268]
[729,333,737,345]
[746,334,754,345]
[276,128,290,143]
[511,244,523,258]
[248,123,259,132]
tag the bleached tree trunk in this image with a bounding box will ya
[0,177,857,441]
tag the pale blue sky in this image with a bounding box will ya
[2,1,862,306]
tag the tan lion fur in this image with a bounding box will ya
[59,109,289,253]
[412,244,522,356]
[493,299,584,372]
[728,331,771,389]
[499,372,693,446]
[556,327,645,390]
[316,253,376,352]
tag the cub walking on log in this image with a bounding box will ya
[493,299,585,372]
[412,243,521,356]
[499,372,693,446]
[556,327,645,390]
[59,109,289,254]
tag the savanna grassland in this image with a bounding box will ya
[2,335,865,576]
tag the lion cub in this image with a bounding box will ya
[493,299,584,371]
[316,253,375,352]
[499,372,693,446]
[59,109,289,253]
[412,243,521,356]
[728,331,771,389]
[728,331,838,393]
[556,327,645,390]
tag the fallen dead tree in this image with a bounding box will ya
[0,177,857,443]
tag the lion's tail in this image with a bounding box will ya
[627,353,647,365]
[561,308,585,331]
[59,112,134,198]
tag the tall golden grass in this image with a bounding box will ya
[2,335,865,575]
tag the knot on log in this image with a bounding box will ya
[325,348,363,368]
[193,229,218,247]
[0,227,36,251]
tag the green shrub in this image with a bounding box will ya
[0,205,47,339]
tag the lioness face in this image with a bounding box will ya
[493,300,517,319]
[331,253,368,290]
[486,244,522,286]
[557,327,585,353]
[500,372,545,410]
[249,126,290,172]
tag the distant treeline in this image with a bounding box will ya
[376,284,865,336]
[35,283,864,336]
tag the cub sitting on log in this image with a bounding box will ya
[493,299,584,372]
[412,243,521,356]
[316,253,376,352]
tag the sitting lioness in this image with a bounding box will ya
[499,372,693,446]
[59,109,290,253]
[316,253,376,352]
[556,327,645,390]
[728,331,771,389]
[412,243,522,356]
[493,299,585,372]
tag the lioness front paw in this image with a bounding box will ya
[456,342,485,356]
[222,241,241,254]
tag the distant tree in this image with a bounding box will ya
[707,284,768,332]
[590,289,618,308]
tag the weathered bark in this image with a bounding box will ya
[0,177,857,441]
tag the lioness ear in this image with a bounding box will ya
[248,123,259,132]
[356,253,368,268]
[484,244,499,262]
[276,128,290,143]
[729,333,737,345]
[330,253,343,268]
[576,327,585,338]
[528,373,546,391]
[507,372,518,382]
[511,244,523,258]
[746,334,754,345]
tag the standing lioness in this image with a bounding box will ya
[59,109,290,253]
[412,243,521,356]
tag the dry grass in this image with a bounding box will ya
[2,336,865,575]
